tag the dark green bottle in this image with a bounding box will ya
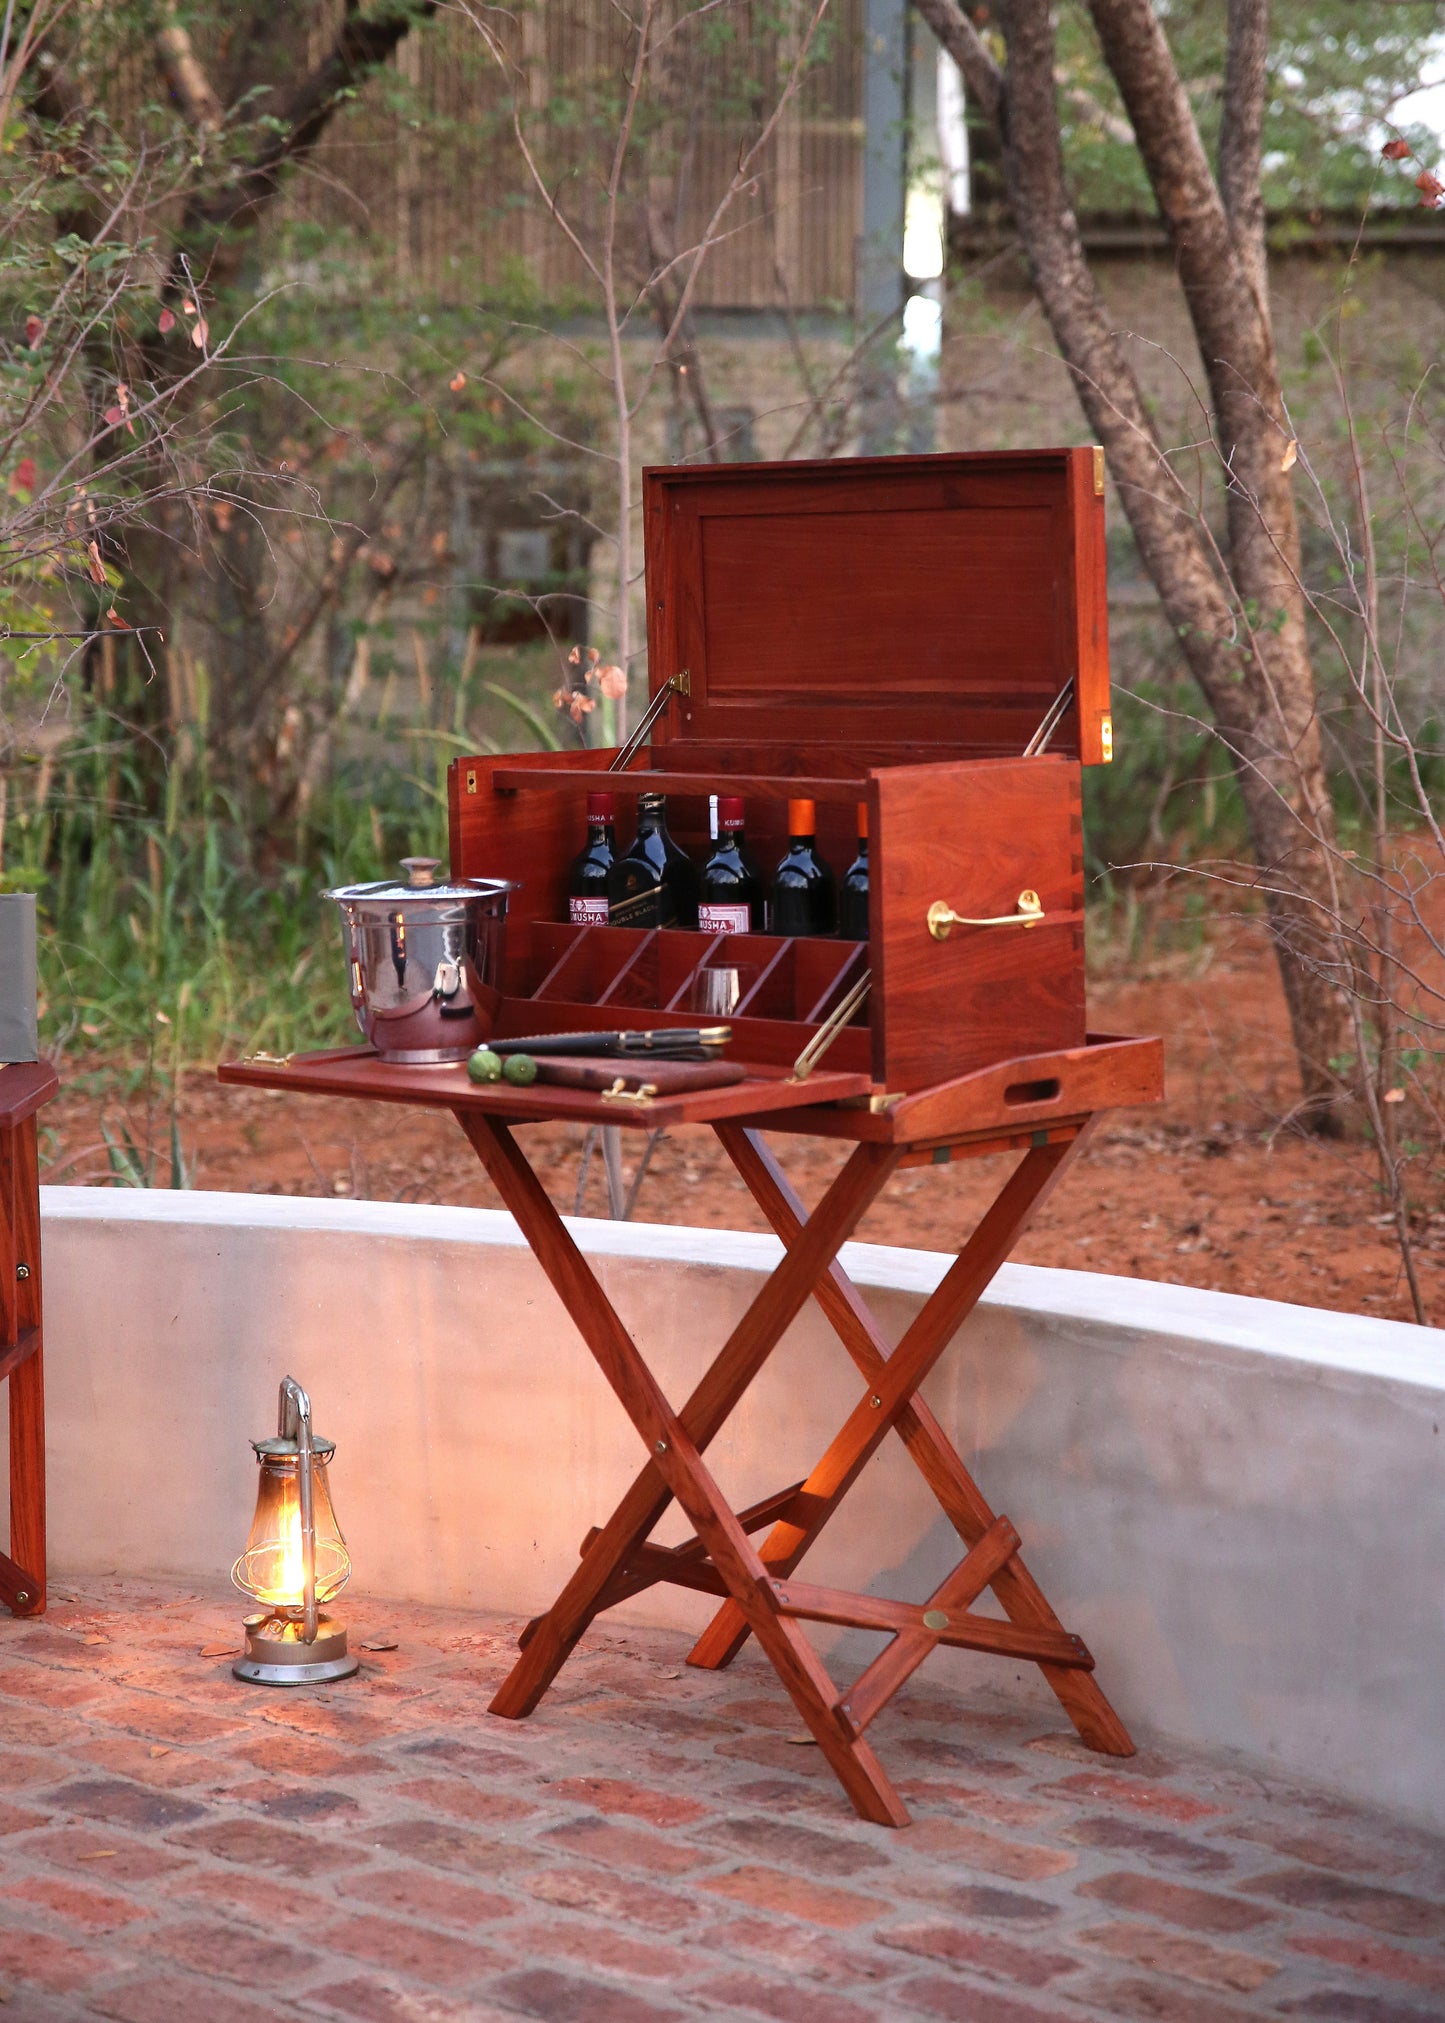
[838,802,869,941]
[607,792,700,929]
[568,792,616,925]
[699,796,765,932]
[769,797,836,937]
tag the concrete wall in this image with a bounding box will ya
[17,1189,1445,1829]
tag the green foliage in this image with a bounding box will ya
[1050,1,1442,214]
[23,637,564,1073]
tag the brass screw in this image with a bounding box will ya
[13,1591,28,1605]
[15,1263,30,1281]
[869,1394,882,1409]
[654,1440,667,1455]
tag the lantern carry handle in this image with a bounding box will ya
[277,1375,320,1645]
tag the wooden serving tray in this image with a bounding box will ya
[217,1048,872,1131]
[219,1031,1161,1145]
[759,1032,1163,1145]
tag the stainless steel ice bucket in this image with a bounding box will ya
[324,858,517,1064]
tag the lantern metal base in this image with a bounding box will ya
[232,1612,359,1687]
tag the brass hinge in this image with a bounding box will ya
[1092,445,1105,496]
[672,667,691,698]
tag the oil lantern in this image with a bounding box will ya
[230,1376,358,1685]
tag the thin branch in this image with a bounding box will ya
[911,0,1004,132]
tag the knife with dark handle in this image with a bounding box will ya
[490,1027,731,1059]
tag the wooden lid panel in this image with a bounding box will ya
[645,449,1110,765]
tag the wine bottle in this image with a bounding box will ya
[607,792,700,929]
[838,802,869,941]
[699,796,764,933]
[769,798,836,937]
[567,792,616,925]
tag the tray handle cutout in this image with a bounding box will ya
[1004,1076,1061,1107]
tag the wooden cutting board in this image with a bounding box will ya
[532,1056,747,1094]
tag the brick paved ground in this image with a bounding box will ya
[0,1578,1441,2022]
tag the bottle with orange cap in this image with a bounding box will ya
[769,797,836,937]
[838,802,869,941]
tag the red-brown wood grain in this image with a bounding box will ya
[643,449,1110,765]
[0,1062,58,1130]
[438,451,1137,1097]
[755,1034,1164,1144]
[870,755,1085,1089]
[0,1076,52,1617]
[218,1050,871,1130]
[1067,445,1111,765]
[886,1030,1165,1143]
[697,1127,1133,1758]
[449,748,601,996]
[442,748,1095,1092]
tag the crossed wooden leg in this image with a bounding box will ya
[456,1107,1130,1826]
[686,1124,1134,1760]
[456,1110,916,1823]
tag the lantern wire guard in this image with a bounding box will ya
[230,1376,359,1686]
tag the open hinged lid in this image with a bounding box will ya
[642,448,1112,769]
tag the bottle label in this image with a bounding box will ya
[699,903,751,934]
[569,896,609,926]
[609,883,675,929]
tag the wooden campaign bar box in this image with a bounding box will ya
[448,447,1113,1096]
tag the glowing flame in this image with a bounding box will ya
[232,1452,351,1610]
[248,1483,307,1607]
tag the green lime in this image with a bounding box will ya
[502,1052,538,1086]
[467,1048,503,1084]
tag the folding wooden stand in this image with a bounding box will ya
[225,443,1167,1821]
[0,1062,57,1620]
[223,1030,1160,1826]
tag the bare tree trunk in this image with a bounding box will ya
[915,0,1351,1127]
[1086,0,1348,1121]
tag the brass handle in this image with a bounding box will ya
[927,889,1044,941]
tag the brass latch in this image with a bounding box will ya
[927,890,1044,941]
[600,1079,657,1106]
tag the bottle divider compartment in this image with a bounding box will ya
[528,923,867,1026]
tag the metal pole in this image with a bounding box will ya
[857,0,907,453]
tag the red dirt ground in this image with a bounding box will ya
[39,919,1443,1326]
